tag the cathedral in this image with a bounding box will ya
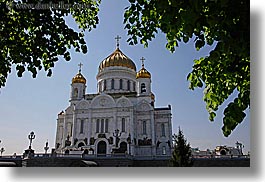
[55,38,173,157]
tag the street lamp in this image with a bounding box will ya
[113,129,121,148]
[44,140,49,154]
[28,131,35,150]
[127,133,132,155]
[0,147,5,156]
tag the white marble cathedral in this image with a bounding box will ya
[55,38,173,157]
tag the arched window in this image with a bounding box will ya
[127,80,130,91]
[105,119,109,133]
[74,88,78,97]
[111,79,115,89]
[133,82,136,91]
[119,79,123,89]
[122,118,126,132]
[80,120,84,134]
[101,119,104,133]
[98,82,102,92]
[143,121,147,134]
[161,123,165,136]
[96,119,100,133]
[104,80,107,91]
[141,83,146,93]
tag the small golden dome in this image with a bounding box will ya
[151,92,155,100]
[136,67,151,79]
[72,72,86,84]
[99,48,136,72]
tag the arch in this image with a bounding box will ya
[76,100,90,110]
[91,93,116,108]
[220,149,227,155]
[116,96,133,107]
[119,142,127,153]
[83,149,88,155]
[136,99,153,111]
[77,142,85,148]
[97,141,107,155]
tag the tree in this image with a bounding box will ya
[170,127,193,167]
[0,0,100,88]
[123,0,250,137]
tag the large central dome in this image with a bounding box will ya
[98,48,136,72]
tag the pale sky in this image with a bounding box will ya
[0,1,250,155]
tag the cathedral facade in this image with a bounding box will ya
[55,43,173,157]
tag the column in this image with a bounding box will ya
[71,108,77,146]
[150,110,156,156]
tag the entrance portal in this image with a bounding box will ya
[97,141,107,155]
[119,142,127,153]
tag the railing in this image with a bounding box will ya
[191,154,250,159]
[0,153,171,160]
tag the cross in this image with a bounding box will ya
[78,62,83,73]
[115,35,121,48]
[140,57,145,68]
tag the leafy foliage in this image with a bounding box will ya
[124,0,250,137]
[0,0,100,88]
[170,128,193,167]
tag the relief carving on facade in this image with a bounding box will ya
[108,137,114,144]
[98,133,106,138]
[90,137,95,145]
[99,98,108,106]
[138,137,152,146]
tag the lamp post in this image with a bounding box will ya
[28,131,35,150]
[127,133,132,155]
[113,129,121,148]
[0,147,5,156]
[44,140,49,154]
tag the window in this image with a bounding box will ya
[127,80,130,91]
[111,79,115,89]
[105,119,109,133]
[133,82,136,91]
[80,120,84,134]
[74,88,78,97]
[119,79,123,89]
[141,83,146,93]
[161,123,165,136]
[96,119,100,133]
[122,118,126,132]
[143,121,146,134]
[162,146,166,155]
[101,119,104,133]
[98,82,102,92]
[104,80,107,91]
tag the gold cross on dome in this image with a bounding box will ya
[78,62,83,73]
[140,57,145,68]
[115,35,121,48]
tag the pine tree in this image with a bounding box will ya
[170,127,193,167]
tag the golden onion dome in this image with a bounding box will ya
[98,48,136,72]
[136,67,151,79]
[72,72,86,84]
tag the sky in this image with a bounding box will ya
[0,1,250,155]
